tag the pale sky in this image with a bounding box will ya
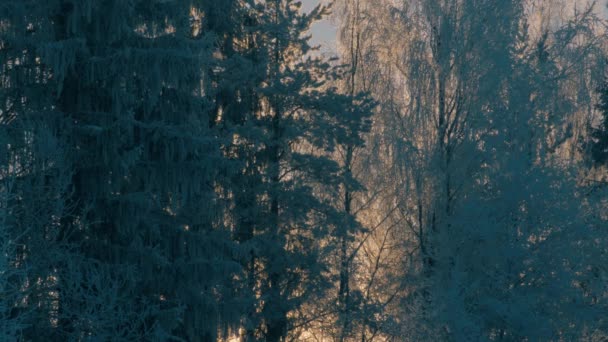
[302,0,337,56]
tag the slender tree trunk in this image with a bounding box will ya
[266,112,286,342]
[339,4,361,338]
[266,3,287,339]
[54,3,78,337]
[339,145,353,342]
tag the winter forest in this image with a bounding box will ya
[2,0,608,340]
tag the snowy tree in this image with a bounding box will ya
[434,11,608,337]
[333,0,608,340]
[2,0,244,340]
[0,116,71,340]
[210,1,375,341]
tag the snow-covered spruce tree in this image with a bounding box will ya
[2,0,244,340]
[295,65,374,341]
[215,1,373,341]
[0,109,72,340]
[304,2,379,340]
[432,4,608,340]
[205,2,271,340]
[328,75,374,342]
[0,1,77,339]
[0,169,24,340]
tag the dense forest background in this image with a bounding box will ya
[1,0,607,341]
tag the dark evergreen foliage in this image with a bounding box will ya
[0,0,371,340]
